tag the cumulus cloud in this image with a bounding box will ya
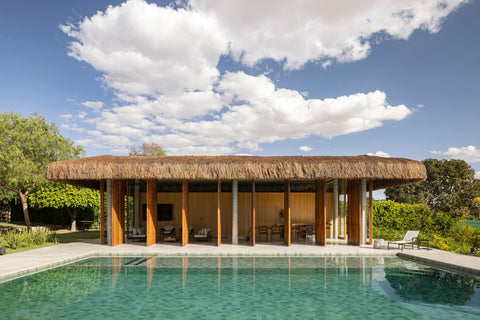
[299,146,313,152]
[61,0,228,97]
[431,145,480,162]
[59,0,465,155]
[367,151,392,157]
[475,171,480,179]
[81,101,104,112]
[191,0,467,69]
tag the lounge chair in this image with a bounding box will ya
[132,227,146,242]
[387,230,420,250]
[194,228,211,241]
[161,225,176,241]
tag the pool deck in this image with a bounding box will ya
[1,240,479,282]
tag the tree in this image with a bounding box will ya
[386,159,480,218]
[29,183,99,231]
[129,142,166,156]
[473,197,480,219]
[0,113,84,229]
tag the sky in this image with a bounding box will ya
[0,0,479,180]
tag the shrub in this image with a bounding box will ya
[373,201,435,233]
[0,229,57,249]
[2,230,23,249]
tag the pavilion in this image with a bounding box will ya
[46,155,426,247]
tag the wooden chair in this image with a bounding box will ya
[297,225,307,241]
[259,225,268,241]
[271,225,282,241]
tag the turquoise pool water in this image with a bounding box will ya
[0,256,479,319]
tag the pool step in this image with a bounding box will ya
[124,257,147,266]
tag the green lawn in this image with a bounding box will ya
[0,222,100,254]
[55,230,100,243]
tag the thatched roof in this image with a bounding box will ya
[46,155,426,190]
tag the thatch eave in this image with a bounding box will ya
[46,155,426,190]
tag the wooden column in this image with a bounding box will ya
[182,180,189,246]
[369,179,373,245]
[347,180,362,246]
[120,180,125,244]
[217,179,221,247]
[125,181,129,239]
[100,180,105,245]
[344,179,347,239]
[146,179,157,246]
[111,180,124,246]
[284,179,291,246]
[251,180,256,246]
[315,180,327,245]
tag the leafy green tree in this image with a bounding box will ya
[386,159,480,218]
[473,197,480,219]
[0,113,84,229]
[129,142,166,156]
[29,183,99,231]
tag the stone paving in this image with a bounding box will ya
[0,239,479,282]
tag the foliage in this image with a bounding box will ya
[0,112,84,229]
[129,142,166,156]
[473,197,480,219]
[373,201,435,233]
[373,200,480,256]
[386,159,480,218]
[29,183,99,231]
[0,230,57,249]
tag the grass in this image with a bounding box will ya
[0,222,100,255]
[55,230,100,243]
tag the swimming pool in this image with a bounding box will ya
[0,256,479,319]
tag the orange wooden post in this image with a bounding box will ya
[369,179,373,245]
[111,180,122,246]
[284,179,291,246]
[217,179,221,246]
[347,180,362,245]
[315,180,327,245]
[344,179,347,239]
[182,179,189,246]
[120,180,125,244]
[125,181,129,240]
[146,179,157,246]
[100,180,105,245]
[251,179,256,246]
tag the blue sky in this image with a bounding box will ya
[0,0,479,178]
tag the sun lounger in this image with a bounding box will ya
[387,230,420,250]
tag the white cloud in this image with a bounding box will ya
[61,0,228,97]
[299,146,313,152]
[76,72,411,154]
[367,151,392,157]
[78,111,87,120]
[60,0,465,155]
[475,171,480,179]
[81,101,104,112]
[431,145,480,162]
[59,113,73,120]
[191,0,467,69]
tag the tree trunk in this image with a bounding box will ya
[66,207,77,231]
[19,192,32,230]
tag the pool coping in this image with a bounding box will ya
[1,242,479,283]
[398,251,480,277]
